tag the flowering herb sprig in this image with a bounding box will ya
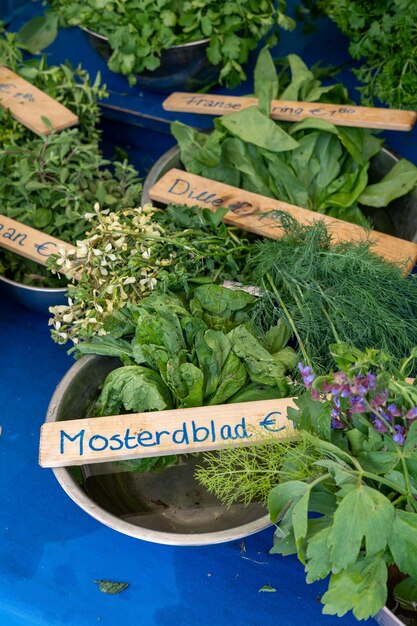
[48,203,251,345]
[298,360,417,447]
[268,343,417,621]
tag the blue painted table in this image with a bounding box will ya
[1,2,416,624]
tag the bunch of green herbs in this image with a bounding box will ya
[0,29,142,287]
[172,48,417,228]
[314,0,417,109]
[33,0,296,87]
[76,282,296,472]
[248,215,417,372]
[267,343,417,620]
[49,203,252,345]
[0,26,106,143]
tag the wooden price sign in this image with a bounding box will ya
[149,169,417,271]
[163,92,417,131]
[0,66,78,135]
[39,398,297,468]
[0,215,75,265]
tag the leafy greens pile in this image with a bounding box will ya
[0,29,142,287]
[44,0,295,87]
[315,0,417,109]
[172,49,417,228]
[77,283,297,471]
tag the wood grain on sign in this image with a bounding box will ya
[39,398,297,468]
[0,215,76,265]
[149,169,417,271]
[0,66,79,135]
[163,92,417,131]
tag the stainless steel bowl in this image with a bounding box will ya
[0,274,67,314]
[81,27,220,93]
[375,606,407,626]
[141,145,417,243]
[46,355,270,546]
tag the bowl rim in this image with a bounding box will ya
[0,273,67,294]
[46,354,272,546]
[81,26,210,50]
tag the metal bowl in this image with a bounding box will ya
[375,606,407,626]
[81,27,220,93]
[46,355,270,546]
[141,145,417,243]
[0,274,67,314]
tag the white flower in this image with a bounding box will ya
[142,248,151,260]
[123,276,136,285]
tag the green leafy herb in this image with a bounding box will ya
[315,0,417,109]
[249,216,417,372]
[266,346,417,619]
[34,0,296,87]
[80,284,295,474]
[172,48,417,229]
[0,28,142,288]
[49,205,251,345]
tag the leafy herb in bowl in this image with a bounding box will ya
[32,0,296,89]
[0,29,142,291]
[45,282,298,544]
[314,0,417,110]
[170,49,417,230]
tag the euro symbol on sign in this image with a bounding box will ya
[34,241,58,257]
[259,412,286,433]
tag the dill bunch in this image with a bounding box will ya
[195,436,322,507]
[248,217,417,372]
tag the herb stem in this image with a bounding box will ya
[265,273,310,365]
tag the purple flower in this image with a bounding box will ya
[298,363,315,388]
[331,407,341,419]
[406,407,417,421]
[331,417,345,429]
[373,417,388,433]
[350,375,368,395]
[350,396,367,414]
[334,395,341,409]
[370,391,389,411]
[393,425,405,446]
[311,388,320,400]
[387,403,402,418]
[341,387,351,398]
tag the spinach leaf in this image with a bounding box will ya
[218,106,299,153]
[96,366,173,416]
[358,159,417,208]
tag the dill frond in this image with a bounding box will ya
[195,436,322,507]
[249,219,417,372]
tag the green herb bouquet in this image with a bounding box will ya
[0,28,142,287]
[266,343,417,621]
[46,0,295,87]
[315,0,417,110]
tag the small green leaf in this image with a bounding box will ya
[17,13,58,54]
[388,510,417,579]
[95,580,129,594]
[328,484,395,571]
[393,577,417,612]
[321,555,387,620]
